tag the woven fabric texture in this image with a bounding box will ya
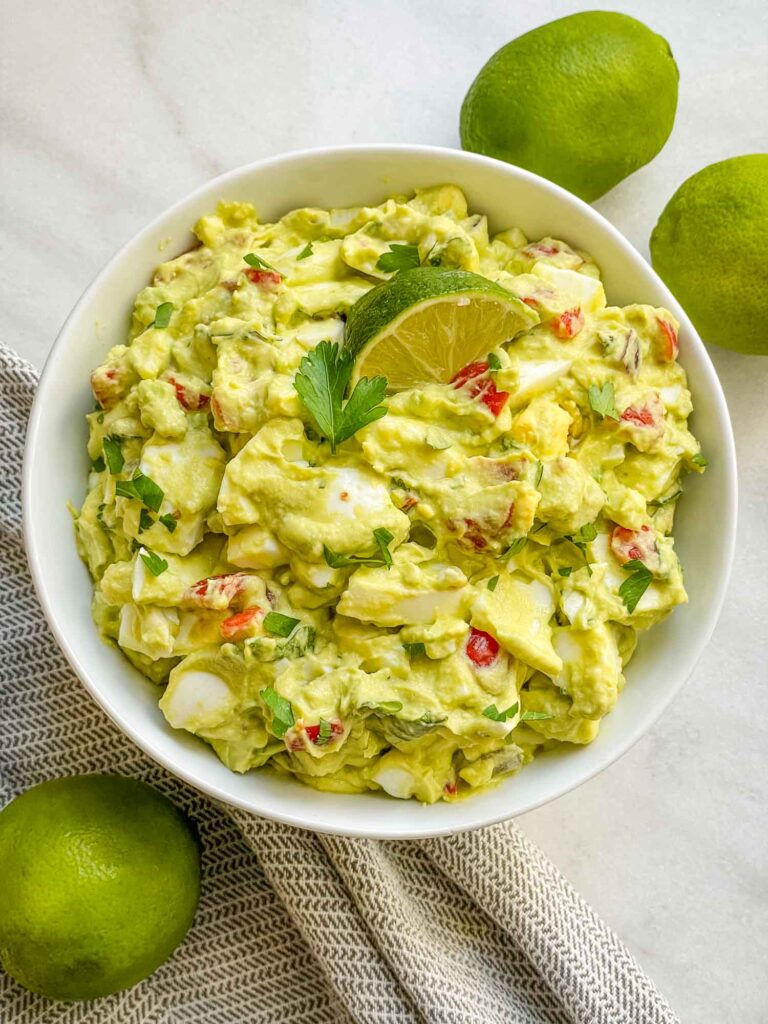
[0,344,679,1024]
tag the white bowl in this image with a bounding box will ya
[23,145,737,838]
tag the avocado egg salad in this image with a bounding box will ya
[74,185,705,803]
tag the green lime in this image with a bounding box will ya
[0,775,200,1001]
[344,267,537,389]
[460,11,679,202]
[651,154,768,355]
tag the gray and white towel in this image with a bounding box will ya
[0,344,679,1024]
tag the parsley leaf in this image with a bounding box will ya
[314,719,333,746]
[260,686,295,738]
[373,527,394,568]
[324,528,395,569]
[487,352,501,371]
[336,375,388,444]
[483,702,519,722]
[691,453,708,467]
[376,243,421,273]
[152,302,174,329]
[102,435,124,475]
[504,536,527,558]
[487,575,500,592]
[484,702,553,723]
[359,699,404,714]
[294,341,387,453]
[296,241,313,261]
[501,436,521,451]
[139,508,154,533]
[263,612,300,638]
[619,558,653,614]
[649,491,681,508]
[139,548,168,577]
[558,566,574,577]
[572,523,598,544]
[159,513,178,533]
[244,252,278,271]
[588,381,620,420]
[403,642,426,658]
[91,455,106,473]
[115,471,164,513]
[567,523,598,576]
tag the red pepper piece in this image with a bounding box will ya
[466,627,500,667]
[621,405,657,427]
[304,720,345,744]
[552,307,584,340]
[245,268,281,288]
[657,318,679,361]
[451,361,489,388]
[166,376,210,411]
[220,606,262,640]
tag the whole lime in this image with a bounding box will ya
[651,154,768,355]
[0,775,200,1001]
[460,11,679,202]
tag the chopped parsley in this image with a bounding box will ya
[487,575,500,592]
[152,302,173,329]
[294,340,387,454]
[91,455,106,473]
[500,436,521,451]
[102,435,124,475]
[296,241,313,261]
[244,252,278,271]
[587,380,619,420]
[373,527,394,567]
[139,548,168,577]
[558,566,574,577]
[403,642,426,658]
[324,528,395,570]
[315,719,333,746]
[572,523,598,544]
[483,702,519,722]
[618,558,653,613]
[260,686,294,738]
[567,523,598,575]
[535,461,544,486]
[115,471,164,513]
[504,536,527,558]
[691,453,708,467]
[483,702,554,723]
[139,508,154,533]
[263,612,300,638]
[487,352,502,371]
[376,243,421,273]
[649,491,681,508]
[158,513,178,533]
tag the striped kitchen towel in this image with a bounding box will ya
[0,344,678,1024]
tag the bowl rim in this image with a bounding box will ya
[22,143,738,838]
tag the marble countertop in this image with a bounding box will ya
[3,1,766,1020]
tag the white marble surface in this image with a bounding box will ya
[3,1,767,1020]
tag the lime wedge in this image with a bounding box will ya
[344,267,538,390]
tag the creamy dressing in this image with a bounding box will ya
[75,185,702,803]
